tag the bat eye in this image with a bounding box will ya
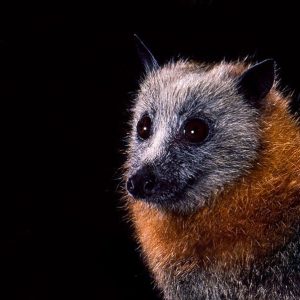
[137,115,152,140]
[183,118,209,144]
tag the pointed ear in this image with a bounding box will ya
[237,59,275,104]
[134,34,159,72]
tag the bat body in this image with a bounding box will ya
[124,43,300,299]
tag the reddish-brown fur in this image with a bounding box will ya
[127,91,300,281]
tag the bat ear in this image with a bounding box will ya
[134,34,159,72]
[237,59,275,105]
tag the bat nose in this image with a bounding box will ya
[127,167,157,199]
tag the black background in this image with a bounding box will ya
[5,1,299,299]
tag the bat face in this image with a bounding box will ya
[126,61,263,213]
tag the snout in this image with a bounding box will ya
[126,167,157,199]
[126,166,192,205]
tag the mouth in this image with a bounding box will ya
[127,177,197,206]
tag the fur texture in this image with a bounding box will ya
[124,60,300,299]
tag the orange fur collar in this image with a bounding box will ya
[128,93,300,276]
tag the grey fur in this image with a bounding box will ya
[126,61,260,213]
[159,230,300,300]
[125,59,300,299]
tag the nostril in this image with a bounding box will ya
[187,176,196,186]
[127,169,157,199]
[144,178,156,194]
[126,179,135,193]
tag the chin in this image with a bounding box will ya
[145,190,206,215]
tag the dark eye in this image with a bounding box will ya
[183,118,209,143]
[137,115,152,140]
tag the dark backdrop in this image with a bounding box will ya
[5,1,299,299]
